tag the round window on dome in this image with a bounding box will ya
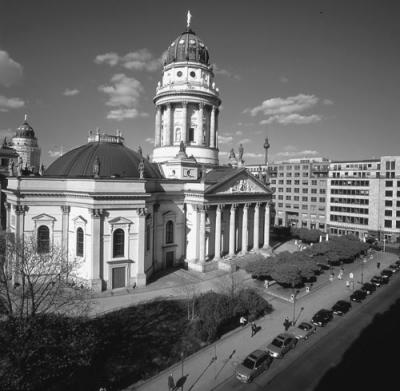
[171,42,175,46]
[179,39,185,44]
[199,42,204,47]
[190,71,196,78]
[189,39,195,44]
[177,71,183,77]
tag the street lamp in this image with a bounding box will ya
[360,258,367,285]
[291,289,300,325]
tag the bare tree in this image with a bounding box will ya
[0,231,91,321]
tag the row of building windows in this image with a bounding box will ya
[332,163,375,171]
[330,197,369,205]
[385,220,400,229]
[384,210,400,217]
[330,206,369,215]
[384,180,400,187]
[385,200,400,207]
[331,189,369,196]
[330,180,370,187]
[329,215,369,225]
[385,190,400,197]
[36,221,175,257]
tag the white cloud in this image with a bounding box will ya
[279,76,289,83]
[0,50,23,87]
[235,130,243,136]
[213,64,241,80]
[95,49,163,72]
[98,73,146,121]
[239,138,251,144]
[276,149,319,157]
[260,113,321,125]
[323,99,334,105]
[48,147,63,158]
[245,152,264,159]
[94,52,119,66]
[283,145,298,152]
[0,95,25,112]
[218,133,233,144]
[63,88,80,96]
[245,94,318,117]
[0,128,14,139]
[145,137,154,144]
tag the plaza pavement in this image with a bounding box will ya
[123,249,398,391]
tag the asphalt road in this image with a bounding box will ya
[214,268,400,391]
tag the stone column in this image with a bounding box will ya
[136,208,147,286]
[215,109,219,149]
[197,103,204,145]
[229,204,236,256]
[90,208,103,292]
[61,206,70,259]
[253,203,260,251]
[214,204,222,260]
[155,105,162,147]
[210,106,216,148]
[182,101,188,144]
[164,103,172,146]
[198,206,206,263]
[264,202,270,248]
[241,204,249,254]
[13,205,28,285]
[4,202,10,231]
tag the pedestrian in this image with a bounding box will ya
[346,280,350,289]
[168,373,175,391]
[283,317,290,331]
[338,273,342,280]
[377,262,381,269]
[240,315,247,327]
[251,321,257,337]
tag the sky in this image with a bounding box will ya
[0,0,399,166]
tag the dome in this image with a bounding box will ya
[15,119,36,139]
[164,28,210,66]
[44,135,162,179]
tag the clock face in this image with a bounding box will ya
[190,71,196,78]
[177,71,183,77]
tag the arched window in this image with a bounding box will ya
[76,227,84,257]
[166,220,174,244]
[113,228,125,258]
[37,225,50,253]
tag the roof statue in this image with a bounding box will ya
[8,159,14,176]
[264,136,270,164]
[93,156,100,177]
[187,10,192,28]
[138,145,143,156]
[228,148,236,159]
[238,143,244,161]
[39,163,45,176]
[138,158,145,179]
[179,140,186,153]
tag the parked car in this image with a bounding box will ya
[388,264,400,273]
[370,275,385,287]
[317,263,330,271]
[293,321,317,340]
[361,282,376,295]
[235,350,273,383]
[350,289,367,302]
[311,309,333,327]
[267,333,297,358]
[395,260,400,266]
[381,269,393,279]
[331,300,352,315]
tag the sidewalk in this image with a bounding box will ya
[126,250,397,391]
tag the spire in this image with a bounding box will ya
[24,114,28,122]
[187,10,192,29]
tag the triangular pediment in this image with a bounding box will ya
[206,170,272,195]
[32,213,56,222]
[108,217,133,225]
[72,215,87,225]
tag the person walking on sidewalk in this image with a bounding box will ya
[251,321,257,337]
[283,317,291,331]
[240,316,248,327]
[168,373,175,391]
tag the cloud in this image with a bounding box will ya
[145,137,154,144]
[239,138,251,144]
[213,64,241,80]
[235,130,243,136]
[279,76,289,83]
[0,95,25,111]
[95,49,163,72]
[48,147,64,158]
[245,94,319,117]
[323,98,334,105]
[0,128,14,139]
[245,152,264,159]
[260,113,321,125]
[63,88,80,96]
[276,149,319,157]
[0,50,23,87]
[98,73,146,120]
[218,133,233,144]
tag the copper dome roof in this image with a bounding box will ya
[164,28,210,66]
[15,120,36,139]
[44,138,161,179]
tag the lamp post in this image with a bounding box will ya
[360,258,366,285]
[291,289,300,325]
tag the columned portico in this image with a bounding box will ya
[253,202,260,251]
[229,204,236,256]
[198,206,206,263]
[155,106,161,147]
[264,202,270,248]
[182,101,188,144]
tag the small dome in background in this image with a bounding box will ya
[15,116,36,139]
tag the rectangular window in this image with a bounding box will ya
[319,197,325,203]
[294,196,300,201]
[385,190,393,197]
[311,189,317,194]
[278,195,283,200]
[302,196,308,202]
[302,188,308,194]
[286,180,292,185]
[385,210,392,217]
[294,180,300,185]
[397,221,400,229]
[302,205,308,210]
[294,188,299,193]
[311,197,317,202]
[286,195,291,200]
[278,203,283,207]
[189,127,195,142]
[385,200,393,207]
[386,180,393,187]
[311,180,317,185]
[384,220,392,228]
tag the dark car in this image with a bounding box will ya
[267,333,297,358]
[331,300,352,315]
[235,350,273,383]
[370,275,386,287]
[317,262,330,271]
[389,264,400,273]
[361,282,376,295]
[350,289,367,302]
[311,309,333,327]
[395,260,400,267]
[381,269,393,279]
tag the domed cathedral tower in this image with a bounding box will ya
[152,11,221,167]
[11,115,41,173]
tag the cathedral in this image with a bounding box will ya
[3,15,272,291]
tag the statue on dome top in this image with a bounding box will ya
[138,145,143,157]
[228,148,236,159]
[187,10,192,28]
[139,158,145,179]
[238,143,244,162]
